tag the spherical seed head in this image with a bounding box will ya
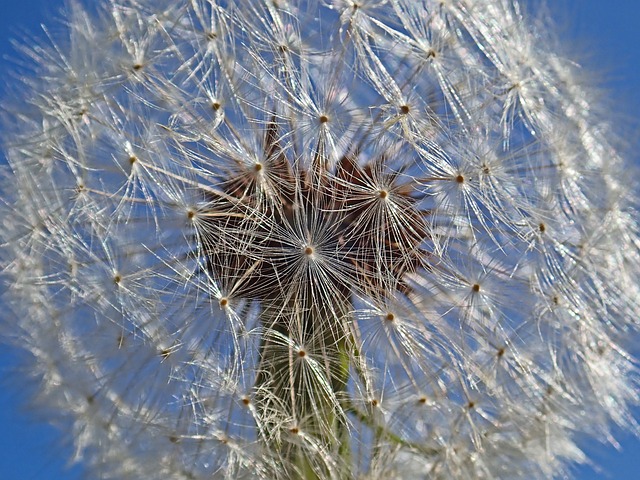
[0,1,638,479]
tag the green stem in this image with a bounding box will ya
[254,307,437,478]
[255,300,352,479]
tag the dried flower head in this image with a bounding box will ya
[1,0,639,479]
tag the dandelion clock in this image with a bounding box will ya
[1,1,639,479]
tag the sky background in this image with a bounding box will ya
[0,1,639,479]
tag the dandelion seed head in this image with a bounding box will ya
[0,0,639,479]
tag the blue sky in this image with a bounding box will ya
[0,1,638,479]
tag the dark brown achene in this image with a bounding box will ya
[198,123,429,307]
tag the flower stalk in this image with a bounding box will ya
[254,302,352,479]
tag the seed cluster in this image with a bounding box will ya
[0,1,638,479]
[199,123,427,307]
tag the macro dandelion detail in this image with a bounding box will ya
[1,0,639,478]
